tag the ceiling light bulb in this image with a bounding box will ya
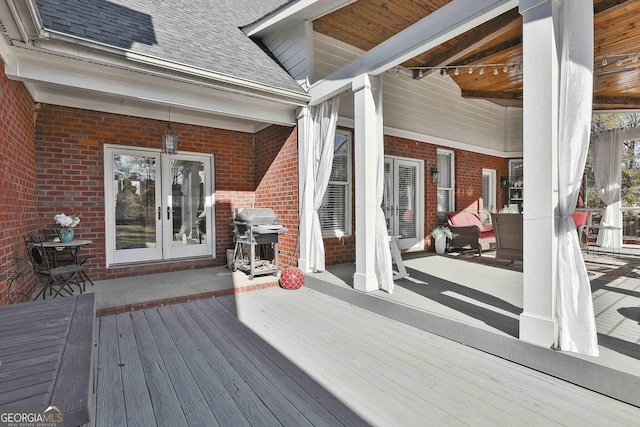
[634,54,639,63]
[503,64,508,73]
[602,58,608,66]
[479,67,485,75]
[454,67,459,75]
[617,58,623,66]
[418,69,424,78]
[493,67,498,75]
[468,67,473,74]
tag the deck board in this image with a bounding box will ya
[0,294,94,426]
[95,315,126,427]
[144,308,219,426]
[156,305,251,427]
[256,288,628,426]
[129,310,190,427]
[114,313,156,427]
[205,298,359,427]
[95,288,640,426]
[173,303,282,427]
[190,299,315,426]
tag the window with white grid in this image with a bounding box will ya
[319,130,352,237]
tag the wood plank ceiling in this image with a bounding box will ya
[313,0,640,110]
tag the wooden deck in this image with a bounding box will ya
[94,288,640,426]
[0,293,95,427]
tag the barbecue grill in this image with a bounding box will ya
[229,208,288,279]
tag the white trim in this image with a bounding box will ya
[337,116,523,158]
[244,0,357,38]
[8,48,299,128]
[320,129,353,238]
[482,168,497,212]
[437,148,456,214]
[26,28,310,106]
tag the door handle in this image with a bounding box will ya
[167,206,171,220]
[157,207,161,221]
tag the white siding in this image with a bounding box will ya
[262,22,310,89]
[504,108,524,154]
[314,33,510,154]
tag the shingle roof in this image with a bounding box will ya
[34,0,303,93]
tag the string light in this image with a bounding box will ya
[596,53,640,68]
[392,61,523,79]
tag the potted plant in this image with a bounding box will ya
[54,213,80,243]
[430,226,452,255]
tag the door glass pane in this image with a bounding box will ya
[170,158,206,246]
[114,154,157,250]
[398,165,417,239]
[482,174,491,209]
[382,160,392,232]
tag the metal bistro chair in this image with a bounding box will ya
[23,234,86,299]
[40,228,95,289]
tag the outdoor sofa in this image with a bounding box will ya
[447,211,496,256]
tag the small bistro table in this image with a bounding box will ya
[41,239,93,266]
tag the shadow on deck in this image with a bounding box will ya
[304,247,640,408]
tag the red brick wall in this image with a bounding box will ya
[34,105,258,280]
[254,125,299,268]
[0,63,37,303]
[322,133,510,265]
[455,150,510,213]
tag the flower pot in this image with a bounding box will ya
[59,228,74,243]
[434,235,446,254]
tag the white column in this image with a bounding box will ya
[352,74,382,292]
[519,0,561,347]
[297,106,314,273]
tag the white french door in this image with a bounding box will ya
[105,146,214,266]
[383,156,424,251]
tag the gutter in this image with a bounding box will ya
[20,2,309,107]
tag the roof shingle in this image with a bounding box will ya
[35,0,303,93]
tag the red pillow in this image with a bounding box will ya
[571,211,589,228]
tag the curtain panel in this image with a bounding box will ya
[556,0,599,356]
[309,97,340,272]
[593,130,623,249]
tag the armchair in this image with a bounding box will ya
[491,213,523,262]
[447,211,495,256]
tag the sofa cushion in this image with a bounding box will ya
[448,211,484,229]
[571,211,589,228]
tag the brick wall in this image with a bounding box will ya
[0,63,37,303]
[254,125,299,268]
[455,150,510,213]
[34,104,258,280]
[322,133,510,265]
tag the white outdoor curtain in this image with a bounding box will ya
[555,0,599,356]
[593,130,622,248]
[309,97,340,272]
[373,78,394,293]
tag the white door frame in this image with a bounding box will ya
[104,145,215,266]
[384,155,424,251]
